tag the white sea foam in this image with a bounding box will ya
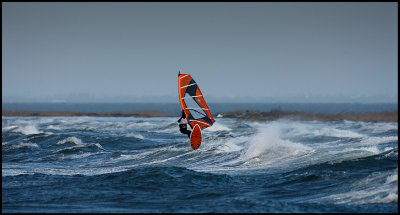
[385,172,398,184]
[191,121,324,173]
[56,137,84,145]
[330,189,398,204]
[362,122,398,133]
[6,142,39,150]
[314,127,364,138]
[366,192,397,204]
[205,122,232,132]
[131,121,154,127]
[2,125,17,131]
[109,154,140,162]
[13,125,41,135]
[265,120,397,166]
[94,143,104,149]
[359,146,381,154]
[214,135,247,153]
[154,126,177,133]
[218,141,243,153]
[321,169,398,205]
[325,148,378,164]
[241,122,313,164]
[125,133,145,139]
[361,136,398,145]
[383,147,394,153]
[16,166,130,176]
[59,152,96,160]
[242,124,281,159]
[2,168,30,176]
[55,137,103,152]
[270,120,364,140]
[46,125,61,130]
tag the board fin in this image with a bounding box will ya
[190,124,202,150]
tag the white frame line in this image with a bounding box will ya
[189,120,211,126]
[179,74,189,79]
[181,95,203,99]
[180,83,197,88]
[185,108,209,110]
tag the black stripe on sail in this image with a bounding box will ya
[187,112,195,121]
[186,79,198,96]
[201,116,214,126]
[185,108,206,117]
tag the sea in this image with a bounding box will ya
[2,103,398,213]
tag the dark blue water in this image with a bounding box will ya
[2,102,398,115]
[2,115,398,213]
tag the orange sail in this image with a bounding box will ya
[178,73,215,130]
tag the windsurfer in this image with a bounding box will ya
[178,110,191,138]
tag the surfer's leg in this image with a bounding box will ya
[179,125,191,137]
[181,128,191,137]
[185,130,191,138]
[179,125,189,134]
[179,126,185,134]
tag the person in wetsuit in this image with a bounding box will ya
[178,110,191,138]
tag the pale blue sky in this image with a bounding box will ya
[2,2,398,103]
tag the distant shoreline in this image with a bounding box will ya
[219,110,398,122]
[2,109,398,122]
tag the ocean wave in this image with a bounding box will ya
[322,169,398,205]
[242,123,313,161]
[361,136,398,145]
[187,122,316,173]
[214,136,245,153]
[46,124,62,130]
[305,126,364,139]
[2,141,39,150]
[383,148,398,158]
[155,126,179,134]
[2,168,30,177]
[2,125,18,132]
[52,152,100,161]
[385,172,398,184]
[359,146,381,154]
[6,166,129,176]
[268,121,365,141]
[130,121,155,128]
[125,133,145,139]
[56,136,86,145]
[12,125,42,135]
[54,137,104,154]
[360,121,398,133]
[205,122,232,132]
[193,118,397,174]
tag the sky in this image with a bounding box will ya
[2,2,398,103]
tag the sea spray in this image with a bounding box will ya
[241,121,313,167]
[13,125,41,135]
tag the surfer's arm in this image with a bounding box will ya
[178,110,186,123]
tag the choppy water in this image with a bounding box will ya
[2,116,398,213]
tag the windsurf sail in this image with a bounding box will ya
[178,73,215,130]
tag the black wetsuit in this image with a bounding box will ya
[178,111,191,138]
